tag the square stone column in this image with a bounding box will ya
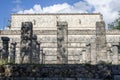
[1,37,10,63]
[96,21,107,63]
[20,22,33,64]
[57,21,68,64]
[81,43,89,63]
[82,48,86,63]
[79,51,82,64]
[9,42,17,64]
[112,42,119,64]
[106,43,112,63]
[90,42,97,64]
[86,43,91,63]
[40,48,43,64]
[107,48,112,63]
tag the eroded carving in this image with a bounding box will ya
[20,22,33,64]
[9,42,17,63]
[1,37,10,62]
[32,34,40,63]
[57,21,68,64]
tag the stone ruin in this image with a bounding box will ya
[20,22,33,63]
[0,37,10,63]
[0,21,120,65]
[57,21,68,64]
[0,21,120,80]
[0,22,45,64]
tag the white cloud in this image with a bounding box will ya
[17,1,93,13]
[110,0,120,11]
[85,0,119,27]
[73,1,93,12]
[17,0,120,28]
[43,3,71,13]
[18,4,42,14]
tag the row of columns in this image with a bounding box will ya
[80,43,120,64]
[0,36,45,64]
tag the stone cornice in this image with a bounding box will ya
[12,13,101,16]
[0,30,120,35]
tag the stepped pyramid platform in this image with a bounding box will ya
[0,63,114,80]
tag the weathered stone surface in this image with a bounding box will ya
[57,21,68,64]
[0,64,117,80]
[20,22,33,64]
[32,34,40,64]
[112,44,119,64]
[96,21,107,63]
[11,13,102,30]
[1,37,10,62]
[90,42,97,64]
[9,42,17,64]
[1,14,120,65]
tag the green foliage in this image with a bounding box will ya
[0,59,8,65]
[108,13,120,30]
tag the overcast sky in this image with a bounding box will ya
[0,0,120,29]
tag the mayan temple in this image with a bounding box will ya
[0,13,120,65]
[1,13,120,79]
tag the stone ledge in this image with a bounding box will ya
[12,13,102,15]
[1,30,120,35]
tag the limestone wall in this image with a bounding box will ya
[1,30,120,64]
[11,13,102,30]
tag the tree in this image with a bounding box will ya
[108,13,120,30]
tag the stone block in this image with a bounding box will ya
[81,43,86,47]
[107,43,112,47]
[112,42,119,46]
[45,56,57,60]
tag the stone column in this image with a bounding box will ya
[107,48,112,63]
[96,21,107,63]
[86,43,91,63]
[81,43,86,63]
[40,49,45,64]
[112,42,119,64]
[20,22,33,64]
[42,52,45,64]
[82,49,86,63]
[106,43,112,63]
[90,42,97,64]
[57,21,68,64]
[40,48,43,64]
[1,37,10,63]
[9,42,17,64]
[32,34,40,64]
[79,51,82,64]
[36,41,40,64]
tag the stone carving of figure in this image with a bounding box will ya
[9,42,17,64]
[20,22,33,64]
[1,37,10,63]
[32,34,40,63]
[57,21,68,64]
[36,41,40,63]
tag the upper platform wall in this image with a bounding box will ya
[10,13,103,30]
